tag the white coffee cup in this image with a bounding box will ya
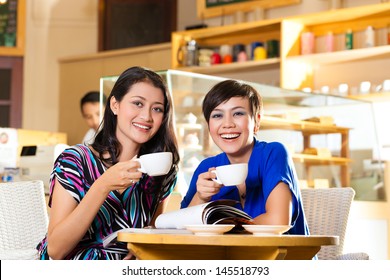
[135,152,173,176]
[211,163,248,186]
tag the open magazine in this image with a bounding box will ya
[155,199,254,230]
[103,200,253,248]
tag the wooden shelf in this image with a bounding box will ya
[288,2,390,26]
[286,45,390,65]
[171,19,281,69]
[172,18,281,42]
[260,115,351,186]
[347,92,390,102]
[292,154,352,165]
[261,116,350,135]
[173,44,390,74]
[173,58,280,75]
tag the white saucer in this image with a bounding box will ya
[242,225,291,236]
[185,224,235,236]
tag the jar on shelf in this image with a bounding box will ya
[325,32,334,52]
[233,44,246,62]
[253,43,267,60]
[177,38,198,66]
[198,49,213,67]
[250,42,262,59]
[301,32,315,55]
[219,44,233,64]
[364,26,375,48]
[210,52,222,64]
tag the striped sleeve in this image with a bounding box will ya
[50,146,88,204]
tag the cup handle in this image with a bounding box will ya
[134,158,146,173]
[211,170,222,185]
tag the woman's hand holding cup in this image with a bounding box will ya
[96,159,142,194]
[211,163,248,186]
[195,168,222,202]
[195,163,248,202]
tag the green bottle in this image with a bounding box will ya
[345,29,353,50]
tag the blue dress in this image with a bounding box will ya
[181,138,309,235]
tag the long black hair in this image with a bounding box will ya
[92,66,180,170]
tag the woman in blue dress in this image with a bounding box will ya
[181,79,308,235]
[37,66,180,259]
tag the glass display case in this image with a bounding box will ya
[100,69,384,202]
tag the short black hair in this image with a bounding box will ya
[202,79,263,124]
[80,91,107,110]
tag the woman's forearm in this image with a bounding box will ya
[47,180,110,259]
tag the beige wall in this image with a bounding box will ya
[23,0,98,132]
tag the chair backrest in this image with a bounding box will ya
[301,187,355,260]
[0,180,49,260]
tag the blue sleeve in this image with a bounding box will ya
[261,142,296,200]
[260,142,301,229]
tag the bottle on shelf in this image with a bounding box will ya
[250,42,261,59]
[220,44,233,64]
[325,32,334,52]
[253,43,267,60]
[345,29,353,50]
[266,39,280,58]
[364,26,375,48]
[233,44,246,62]
[210,52,222,65]
[301,32,315,55]
[176,37,198,67]
[237,49,248,62]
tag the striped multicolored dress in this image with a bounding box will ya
[36,144,176,260]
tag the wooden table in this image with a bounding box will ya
[117,232,338,260]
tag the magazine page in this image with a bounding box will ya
[155,199,254,230]
[155,203,211,229]
[203,200,253,225]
